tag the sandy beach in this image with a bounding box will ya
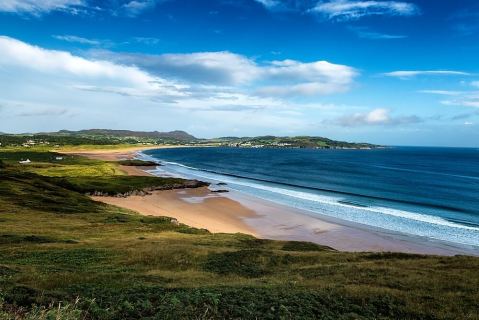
[74,148,478,256]
[64,146,168,176]
[94,187,257,235]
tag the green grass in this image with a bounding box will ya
[0,148,478,319]
[0,150,124,177]
[53,175,205,195]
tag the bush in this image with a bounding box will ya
[281,241,333,252]
[204,250,278,278]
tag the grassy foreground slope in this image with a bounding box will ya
[0,149,478,319]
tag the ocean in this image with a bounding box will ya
[142,147,479,248]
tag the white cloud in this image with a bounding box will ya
[442,98,479,109]
[257,82,348,96]
[0,36,187,101]
[53,35,101,46]
[1,35,356,112]
[440,85,479,108]
[0,0,166,17]
[146,51,260,85]
[0,36,148,84]
[254,0,281,8]
[336,108,422,126]
[425,82,479,109]
[459,101,479,108]
[259,59,357,95]
[118,0,162,17]
[348,26,406,39]
[91,51,358,96]
[0,0,84,15]
[133,37,161,45]
[312,0,419,20]
[419,90,463,96]
[384,70,471,79]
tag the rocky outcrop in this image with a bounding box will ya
[87,179,209,198]
[211,189,229,193]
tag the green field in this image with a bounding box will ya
[0,148,478,319]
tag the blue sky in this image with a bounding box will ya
[0,0,478,146]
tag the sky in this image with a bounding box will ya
[0,0,478,146]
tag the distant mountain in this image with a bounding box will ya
[55,129,197,141]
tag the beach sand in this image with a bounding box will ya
[61,146,161,161]
[94,187,257,235]
[63,146,162,176]
[74,148,478,256]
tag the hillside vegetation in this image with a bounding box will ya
[0,130,378,149]
[0,148,478,319]
[213,135,377,149]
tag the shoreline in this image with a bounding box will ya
[71,147,478,256]
[225,190,477,255]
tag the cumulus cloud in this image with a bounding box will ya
[1,35,355,115]
[90,50,357,96]
[0,0,84,15]
[0,35,187,102]
[0,36,327,131]
[384,70,471,79]
[336,108,422,126]
[0,36,149,85]
[259,59,357,95]
[312,0,419,20]
[136,51,259,85]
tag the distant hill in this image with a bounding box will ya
[55,129,197,141]
[210,135,378,149]
[0,129,379,149]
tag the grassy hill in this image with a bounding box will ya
[213,135,378,149]
[0,148,478,319]
[0,130,379,149]
[55,129,196,141]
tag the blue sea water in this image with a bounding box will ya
[142,147,479,247]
